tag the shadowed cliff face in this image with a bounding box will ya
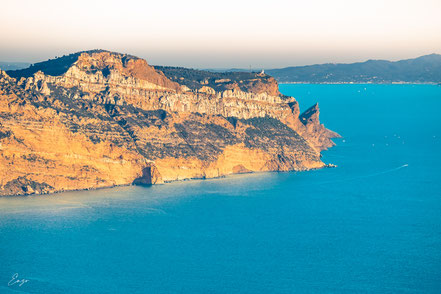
[1,50,339,196]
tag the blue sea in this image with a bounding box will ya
[1,84,441,293]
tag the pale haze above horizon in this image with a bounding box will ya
[1,0,441,68]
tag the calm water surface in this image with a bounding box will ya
[1,84,440,293]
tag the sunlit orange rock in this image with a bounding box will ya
[0,50,339,196]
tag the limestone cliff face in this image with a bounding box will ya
[1,50,339,196]
[299,103,341,151]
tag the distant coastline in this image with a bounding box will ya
[267,54,441,84]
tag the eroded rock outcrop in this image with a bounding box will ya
[0,50,339,196]
[299,103,341,150]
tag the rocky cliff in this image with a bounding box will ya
[0,50,339,196]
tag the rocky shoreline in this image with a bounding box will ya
[0,164,340,197]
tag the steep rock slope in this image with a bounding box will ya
[1,50,339,196]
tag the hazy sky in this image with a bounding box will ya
[1,0,440,68]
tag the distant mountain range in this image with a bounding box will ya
[266,54,441,84]
[0,62,31,71]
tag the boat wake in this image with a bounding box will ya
[318,164,409,185]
